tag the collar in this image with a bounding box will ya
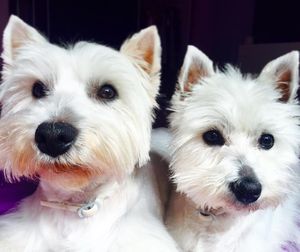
[39,180,120,218]
[40,199,99,218]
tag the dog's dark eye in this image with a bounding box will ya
[97,84,117,101]
[203,129,225,146]
[32,81,48,98]
[258,133,274,150]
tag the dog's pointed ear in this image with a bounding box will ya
[2,15,47,73]
[178,46,214,93]
[120,26,161,81]
[259,51,299,103]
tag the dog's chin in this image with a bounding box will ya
[37,163,101,192]
[223,196,281,215]
[39,163,91,174]
[225,201,261,214]
[195,193,283,216]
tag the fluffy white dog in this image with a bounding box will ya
[166,46,300,251]
[0,15,179,252]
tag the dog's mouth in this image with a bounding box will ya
[226,200,260,212]
[37,162,101,191]
[212,193,284,215]
[197,199,261,217]
[39,162,88,173]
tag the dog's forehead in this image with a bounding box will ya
[191,75,272,112]
[26,41,125,63]
[70,42,126,63]
[185,74,291,134]
[194,73,272,101]
[57,42,135,73]
[13,41,140,87]
[69,42,140,81]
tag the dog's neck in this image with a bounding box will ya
[37,175,126,217]
[39,177,118,203]
[168,192,238,236]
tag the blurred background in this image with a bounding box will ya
[1,0,300,127]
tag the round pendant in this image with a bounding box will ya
[77,201,99,218]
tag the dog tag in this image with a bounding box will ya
[77,201,99,218]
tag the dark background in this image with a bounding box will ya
[1,0,300,127]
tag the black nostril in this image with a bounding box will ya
[229,176,262,205]
[35,122,78,158]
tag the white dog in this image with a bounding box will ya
[0,15,179,252]
[166,46,300,251]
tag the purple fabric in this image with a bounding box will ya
[281,213,300,252]
[0,171,38,214]
[281,241,300,252]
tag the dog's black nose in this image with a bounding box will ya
[229,177,262,205]
[35,122,78,157]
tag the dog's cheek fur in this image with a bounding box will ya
[0,115,38,180]
[251,138,300,206]
[0,95,152,185]
[171,142,233,208]
[171,106,300,211]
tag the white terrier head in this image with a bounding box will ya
[0,15,161,192]
[170,46,300,214]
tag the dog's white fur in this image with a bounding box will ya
[166,45,300,251]
[0,15,179,252]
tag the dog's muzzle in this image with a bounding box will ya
[229,176,262,205]
[35,122,78,157]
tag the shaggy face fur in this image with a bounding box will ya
[170,46,300,214]
[165,46,300,252]
[0,15,160,192]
